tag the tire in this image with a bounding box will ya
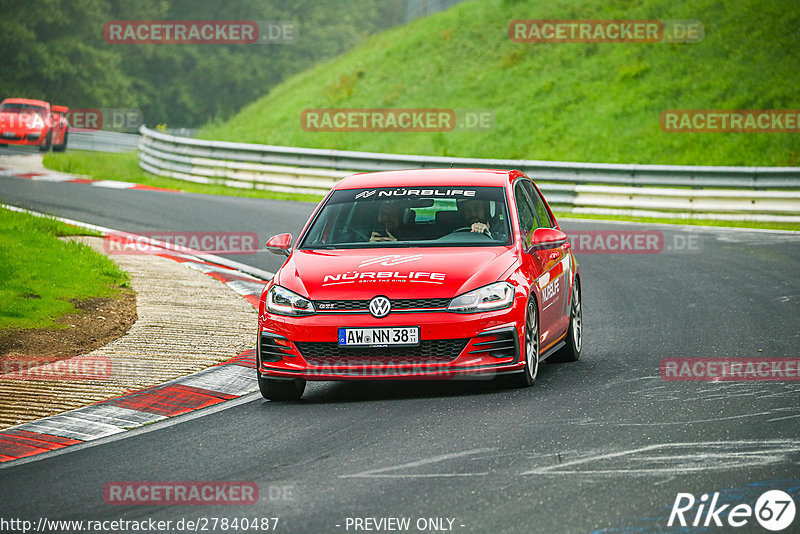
[258,374,305,401]
[38,131,51,152]
[550,279,582,363]
[52,130,68,152]
[496,296,539,388]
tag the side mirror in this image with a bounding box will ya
[529,228,568,251]
[51,105,68,114]
[265,233,292,257]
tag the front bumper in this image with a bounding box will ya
[257,306,525,381]
[0,130,45,146]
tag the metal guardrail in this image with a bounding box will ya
[69,129,140,152]
[138,126,800,222]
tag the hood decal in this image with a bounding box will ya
[323,269,445,286]
[358,254,424,267]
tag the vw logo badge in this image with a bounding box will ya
[369,296,391,318]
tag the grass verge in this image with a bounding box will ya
[199,0,800,167]
[0,206,130,332]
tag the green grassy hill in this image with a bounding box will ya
[199,0,799,166]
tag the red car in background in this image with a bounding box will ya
[257,169,582,400]
[0,98,69,152]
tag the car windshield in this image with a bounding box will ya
[300,185,511,249]
[0,103,47,116]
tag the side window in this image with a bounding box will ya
[522,180,554,228]
[514,182,537,249]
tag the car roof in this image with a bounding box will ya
[334,168,524,190]
[1,98,49,108]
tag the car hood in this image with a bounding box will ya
[276,247,518,300]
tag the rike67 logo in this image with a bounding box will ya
[669,490,796,531]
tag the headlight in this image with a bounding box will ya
[448,281,514,313]
[266,285,315,316]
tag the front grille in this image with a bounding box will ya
[315,300,369,311]
[314,298,450,312]
[296,338,468,367]
[394,298,451,309]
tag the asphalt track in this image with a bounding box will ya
[0,145,43,156]
[1,172,800,533]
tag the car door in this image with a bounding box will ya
[515,179,568,352]
[524,180,572,342]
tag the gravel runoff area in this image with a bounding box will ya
[0,236,258,429]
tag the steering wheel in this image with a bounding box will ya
[348,226,371,241]
[453,226,492,237]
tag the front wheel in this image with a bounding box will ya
[38,131,51,152]
[550,280,582,363]
[496,296,539,388]
[258,374,305,401]
[52,130,68,152]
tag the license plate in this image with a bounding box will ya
[338,327,419,347]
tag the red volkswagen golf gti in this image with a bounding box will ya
[257,169,582,400]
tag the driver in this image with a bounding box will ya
[370,200,408,242]
[460,199,493,237]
